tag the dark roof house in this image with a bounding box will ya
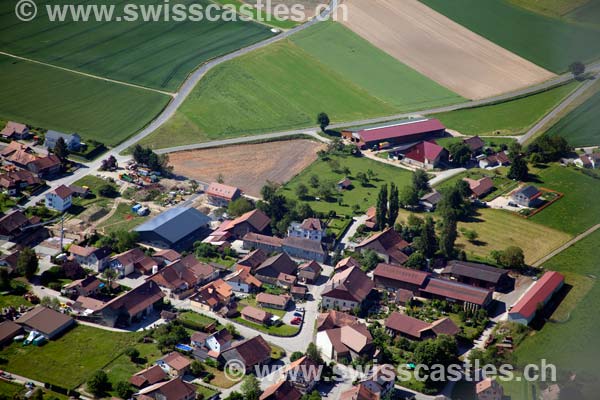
[134,207,211,250]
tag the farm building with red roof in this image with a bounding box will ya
[420,277,493,310]
[402,140,448,170]
[508,271,564,325]
[341,118,446,150]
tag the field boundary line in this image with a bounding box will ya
[0,51,176,97]
[532,223,600,267]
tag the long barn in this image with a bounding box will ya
[341,118,446,149]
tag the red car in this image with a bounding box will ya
[291,317,302,325]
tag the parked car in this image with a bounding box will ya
[291,317,302,325]
[293,312,303,317]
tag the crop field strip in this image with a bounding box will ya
[0,54,171,147]
[546,88,600,146]
[421,0,600,73]
[0,0,275,91]
[140,22,466,149]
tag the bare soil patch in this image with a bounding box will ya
[169,139,325,197]
[341,0,555,100]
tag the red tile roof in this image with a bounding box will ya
[226,209,271,232]
[206,182,240,200]
[259,380,302,400]
[463,177,494,198]
[317,310,358,331]
[241,305,272,322]
[373,263,430,286]
[300,218,324,231]
[51,184,73,200]
[322,266,374,304]
[510,271,564,320]
[403,141,445,164]
[256,293,290,308]
[421,278,492,306]
[355,119,445,143]
[1,122,28,137]
[385,312,430,338]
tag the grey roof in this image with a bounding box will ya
[345,118,428,133]
[135,207,210,244]
[442,260,508,284]
[46,131,79,141]
[516,185,540,199]
[420,190,442,204]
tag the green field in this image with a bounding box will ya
[546,89,600,146]
[0,0,274,91]
[139,40,399,148]
[1,325,140,389]
[0,55,170,147]
[140,22,464,149]
[97,203,149,233]
[529,165,600,234]
[280,154,413,216]
[291,22,464,109]
[436,167,519,201]
[509,0,600,26]
[432,82,579,136]
[515,229,600,399]
[435,136,516,151]
[421,0,600,73]
[566,0,600,25]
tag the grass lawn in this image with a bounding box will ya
[97,203,149,233]
[196,384,219,398]
[514,229,600,398]
[0,55,170,147]
[431,82,579,136]
[421,0,600,73]
[239,297,287,318]
[528,165,600,234]
[291,22,463,109]
[546,88,600,146]
[435,137,516,152]
[204,365,239,388]
[1,325,140,390]
[69,176,120,215]
[0,0,274,91]
[436,167,519,201]
[212,0,298,29]
[104,342,164,391]
[139,40,398,149]
[0,294,32,308]
[509,0,600,26]
[179,311,219,330]
[232,317,299,337]
[0,380,25,398]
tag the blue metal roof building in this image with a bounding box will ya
[134,207,211,251]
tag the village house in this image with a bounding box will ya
[297,260,322,284]
[334,256,360,273]
[253,252,298,284]
[150,255,218,299]
[575,153,600,169]
[260,380,302,400]
[364,206,377,229]
[287,218,326,242]
[354,228,410,265]
[237,248,268,270]
[1,122,30,140]
[479,152,510,169]
[337,178,352,191]
[224,265,263,293]
[402,140,448,170]
[156,352,191,377]
[98,280,165,327]
[290,285,308,301]
[209,209,272,244]
[220,335,272,372]
[0,210,38,241]
[420,277,493,310]
[316,321,375,362]
[476,378,504,400]
[68,245,111,272]
[26,154,62,179]
[277,272,297,289]
[190,279,234,315]
[15,306,75,339]
[256,293,291,310]
[190,328,233,361]
[342,118,446,150]
[419,189,442,212]
[508,271,564,325]
[316,310,358,332]
[0,169,41,196]
[321,266,374,311]
[62,275,103,297]
[283,355,320,393]
[441,260,513,291]
[463,136,485,155]
[45,184,73,212]
[152,249,182,266]
[240,305,273,325]
[463,177,494,199]
[373,263,430,293]
[134,378,196,400]
[385,312,459,340]
[0,320,22,347]
[205,182,241,206]
[511,185,542,207]
[110,248,158,277]
[0,141,31,158]
[243,233,327,263]
[44,130,81,151]
[394,288,415,306]
[129,365,168,389]
[134,207,211,251]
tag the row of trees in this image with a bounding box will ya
[131,144,172,174]
[374,182,399,231]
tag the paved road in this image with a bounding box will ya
[429,167,467,186]
[518,76,598,145]
[532,223,600,267]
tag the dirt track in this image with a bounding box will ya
[169,139,325,197]
[341,0,555,100]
